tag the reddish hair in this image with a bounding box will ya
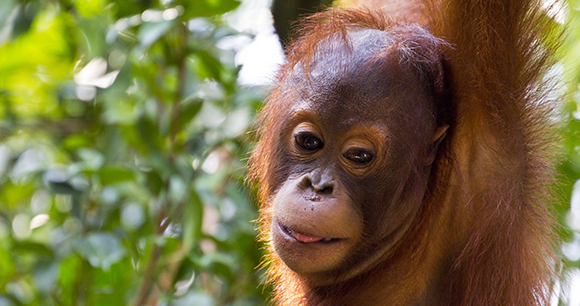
[249,1,561,304]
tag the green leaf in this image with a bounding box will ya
[58,255,81,299]
[0,181,35,209]
[146,170,164,195]
[48,181,77,194]
[63,134,90,150]
[12,241,54,258]
[76,148,105,170]
[111,1,149,18]
[137,116,163,152]
[73,233,126,271]
[172,257,194,287]
[180,0,241,19]
[179,97,203,128]
[192,51,222,81]
[196,252,236,280]
[98,167,135,185]
[182,189,203,254]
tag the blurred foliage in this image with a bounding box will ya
[0,0,268,305]
[557,0,580,303]
[2,0,580,305]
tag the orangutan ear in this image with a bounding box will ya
[426,125,449,166]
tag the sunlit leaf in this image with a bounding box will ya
[180,0,241,19]
[99,167,135,185]
[0,181,35,209]
[172,291,215,306]
[74,0,108,17]
[138,20,175,48]
[121,202,145,230]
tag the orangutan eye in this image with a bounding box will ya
[343,148,374,165]
[295,133,323,152]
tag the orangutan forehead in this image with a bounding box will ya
[293,29,398,81]
[283,60,430,124]
[283,95,412,137]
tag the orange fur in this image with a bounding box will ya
[248,0,562,305]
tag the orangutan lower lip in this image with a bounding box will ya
[277,220,342,243]
[286,226,325,242]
